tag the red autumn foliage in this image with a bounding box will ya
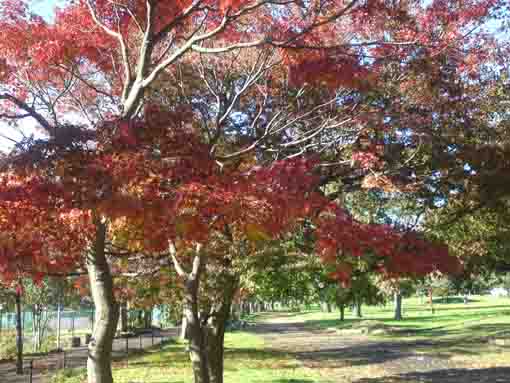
[0,0,493,286]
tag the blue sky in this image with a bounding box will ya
[30,0,66,20]
[0,0,506,152]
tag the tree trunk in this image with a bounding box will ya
[182,255,209,383]
[15,291,23,375]
[87,218,120,383]
[181,314,189,340]
[206,275,239,383]
[119,301,128,332]
[394,291,403,321]
[326,302,332,313]
[144,309,152,329]
[339,304,345,321]
[354,298,362,318]
[429,288,435,314]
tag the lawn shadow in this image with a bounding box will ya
[265,335,500,370]
[354,367,510,383]
[431,297,479,304]
[282,342,419,369]
[295,309,510,339]
[223,347,301,371]
[264,379,317,383]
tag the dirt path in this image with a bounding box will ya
[251,314,510,383]
[0,328,177,383]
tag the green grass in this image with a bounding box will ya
[254,295,510,363]
[51,296,510,383]
[260,295,510,338]
[52,332,331,383]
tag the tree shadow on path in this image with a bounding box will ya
[354,367,510,383]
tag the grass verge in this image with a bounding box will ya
[51,332,331,383]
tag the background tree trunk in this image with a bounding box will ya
[394,291,403,320]
[15,291,23,375]
[144,309,152,329]
[429,288,435,314]
[354,298,362,318]
[87,218,120,383]
[339,304,345,321]
[119,301,128,332]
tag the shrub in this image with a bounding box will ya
[0,330,17,360]
[51,367,87,383]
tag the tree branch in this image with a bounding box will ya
[0,94,52,132]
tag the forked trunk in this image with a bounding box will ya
[87,218,119,383]
[206,322,225,383]
[206,275,238,383]
[184,280,209,383]
[181,253,209,383]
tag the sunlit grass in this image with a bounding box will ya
[258,295,510,339]
[51,296,510,383]
[254,295,510,364]
[52,332,331,383]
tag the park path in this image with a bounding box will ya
[0,328,177,383]
[251,313,510,383]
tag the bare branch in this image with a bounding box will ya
[0,93,52,131]
[85,0,132,104]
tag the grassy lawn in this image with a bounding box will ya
[255,295,510,365]
[260,295,510,338]
[51,296,510,383]
[52,332,332,383]
[261,295,510,332]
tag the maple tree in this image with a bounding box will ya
[0,1,507,383]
